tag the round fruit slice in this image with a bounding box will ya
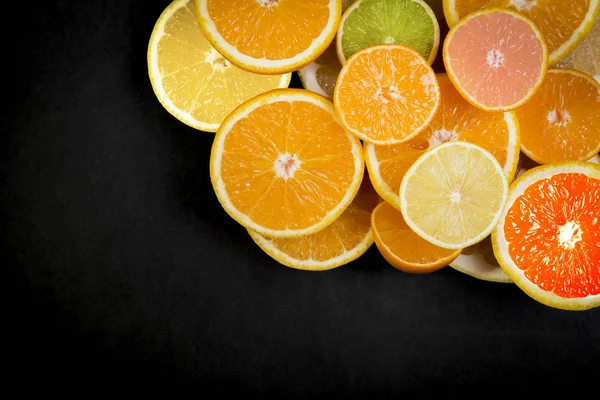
[210,89,364,238]
[337,0,440,65]
[364,73,519,210]
[372,201,461,273]
[195,0,341,74]
[443,0,600,65]
[556,16,600,83]
[248,177,381,271]
[492,162,600,310]
[443,8,548,111]
[334,44,440,145]
[449,237,512,283]
[400,141,508,250]
[517,68,600,165]
[147,0,291,132]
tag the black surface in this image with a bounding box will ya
[3,0,600,396]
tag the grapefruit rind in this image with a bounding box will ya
[442,7,549,112]
[492,162,600,311]
[210,88,365,238]
[195,0,342,74]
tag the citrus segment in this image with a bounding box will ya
[492,162,600,310]
[210,89,364,238]
[147,0,290,132]
[556,16,600,83]
[334,44,440,145]
[248,177,381,271]
[365,73,519,209]
[517,69,600,165]
[336,0,440,64]
[400,141,508,249]
[195,0,342,74]
[443,0,600,65]
[443,8,548,111]
[372,202,462,273]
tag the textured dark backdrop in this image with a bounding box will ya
[3,0,599,396]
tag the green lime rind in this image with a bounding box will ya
[338,0,439,64]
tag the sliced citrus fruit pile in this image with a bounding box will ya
[556,16,600,83]
[443,0,600,65]
[210,89,364,238]
[372,201,462,273]
[147,0,291,131]
[365,73,519,210]
[443,8,548,111]
[337,0,440,65]
[195,0,341,74]
[493,162,600,310]
[517,68,600,165]
[334,44,440,145]
[249,177,381,271]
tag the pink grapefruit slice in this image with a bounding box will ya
[443,8,548,111]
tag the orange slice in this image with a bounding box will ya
[365,73,519,209]
[371,202,462,273]
[443,8,548,111]
[195,0,342,74]
[492,162,600,310]
[248,177,381,271]
[517,68,600,165]
[443,0,600,65]
[334,44,441,145]
[210,89,364,238]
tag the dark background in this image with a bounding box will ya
[3,0,599,396]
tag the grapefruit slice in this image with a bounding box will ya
[443,8,548,111]
[364,73,519,210]
[399,141,508,250]
[492,162,600,310]
[195,0,342,74]
[210,89,364,238]
[248,177,381,271]
[517,68,600,165]
[334,44,441,145]
[371,201,462,273]
[443,0,600,65]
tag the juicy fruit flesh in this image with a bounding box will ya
[445,10,545,108]
[153,0,286,127]
[373,202,459,267]
[517,70,600,164]
[402,143,506,247]
[219,98,359,232]
[207,0,331,60]
[335,45,439,143]
[368,75,516,207]
[340,0,437,62]
[504,172,600,298]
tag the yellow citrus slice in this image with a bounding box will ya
[556,16,600,82]
[517,68,600,165]
[492,162,600,310]
[443,8,548,111]
[195,0,342,74]
[210,89,364,238]
[334,44,441,145]
[365,73,519,210]
[400,141,508,250]
[448,237,512,283]
[147,0,290,132]
[443,0,600,65]
[371,201,462,273]
[248,177,381,271]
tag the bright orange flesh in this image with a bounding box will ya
[206,0,332,60]
[517,69,600,164]
[334,44,440,144]
[444,9,546,110]
[371,202,462,273]
[504,172,600,298]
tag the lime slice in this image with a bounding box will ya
[556,17,600,83]
[336,0,440,64]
